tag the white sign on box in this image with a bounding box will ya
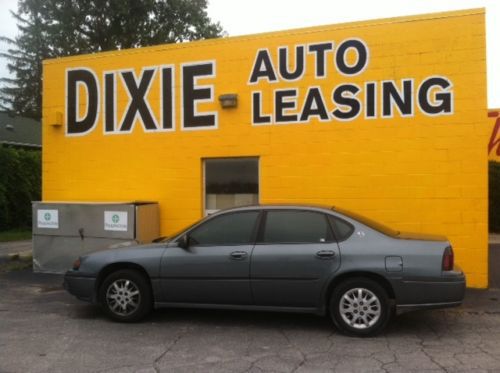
[104,211,128,231]
[37,209,59,229]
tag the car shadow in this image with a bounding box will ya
[149,307,451,335]
[67,303,105,320]
[150,307,333,331]
[67,303,462,338]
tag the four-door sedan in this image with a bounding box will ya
[63,205,465,336]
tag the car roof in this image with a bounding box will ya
[215,204,334,214]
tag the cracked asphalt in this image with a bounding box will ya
[0,245,499,373]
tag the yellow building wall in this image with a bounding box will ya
[43,9,489,287]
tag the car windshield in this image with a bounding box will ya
[153,216,211,243]
[332,207,400,237]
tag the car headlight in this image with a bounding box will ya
[72,257,81,270]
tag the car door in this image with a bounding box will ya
[160,210,260,305]
[250,209,341,308]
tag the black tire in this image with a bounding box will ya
[329,277,391,337]
[99,269,153,322]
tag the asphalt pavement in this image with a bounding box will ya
[1,269,500,372]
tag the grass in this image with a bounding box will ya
[0,229,32,242]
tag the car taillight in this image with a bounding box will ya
[72,258,81,270]
[442,246,454,271]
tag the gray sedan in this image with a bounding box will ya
[63,205,465,337]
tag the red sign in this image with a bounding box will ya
[489,111,500,158]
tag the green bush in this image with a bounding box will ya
[0,145,41,230]
[490,161,500,233]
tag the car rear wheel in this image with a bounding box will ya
[330,277,391,337]
[99,269,152,322]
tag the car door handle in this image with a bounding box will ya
[230,251,248,260]
[316,250,336,259]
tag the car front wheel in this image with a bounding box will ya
[330,278,391,337]
[99,269,152,322]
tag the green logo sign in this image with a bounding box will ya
[44,212,51,221]
[112,214,120,223]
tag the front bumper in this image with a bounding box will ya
[63,271,97,303]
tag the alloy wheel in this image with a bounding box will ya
[105,279,141,317]
[339,287,381,330]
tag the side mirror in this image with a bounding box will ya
[178,234,190,249]
[152,236,167,243]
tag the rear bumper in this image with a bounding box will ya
[396,300,462,313]
[63,271,97,303]
[395,269,466,312]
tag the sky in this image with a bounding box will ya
[0,0,498,107]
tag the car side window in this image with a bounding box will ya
[262,210,334,243]
[329,215,354,241]
[189,211,259,245]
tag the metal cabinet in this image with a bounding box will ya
[32,201,159,273]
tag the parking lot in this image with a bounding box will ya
[0,245,499,373]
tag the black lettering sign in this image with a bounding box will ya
[279,45,305,81]
[66,69,99,135]
[365,82,376,118]
[332,84,361,120]
[120,69,158,132]
[252,92,271,124]
[183,62,216,128]
[382,79,413,117]
[104,72,115,133]
[161,67,174,130]
[336,39,368,76]
[419,77,453,115]
[249,49,278,84]
[308,42,334,78]
[275,89,298,123]
[300,87,329,121]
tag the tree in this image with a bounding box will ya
[0,146,41,229]
[0,0,224,119]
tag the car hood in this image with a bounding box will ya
[83,242,166,259]
[396,231,448,242]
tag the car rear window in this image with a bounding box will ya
[332,207,400,237]
[328,216,355,241]
[262,210,334,243]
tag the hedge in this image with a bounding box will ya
[491,161,500,233]
[0,145,41,230]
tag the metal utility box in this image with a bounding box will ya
[32,201,159,273]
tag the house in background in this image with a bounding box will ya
[0,112,41,149]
